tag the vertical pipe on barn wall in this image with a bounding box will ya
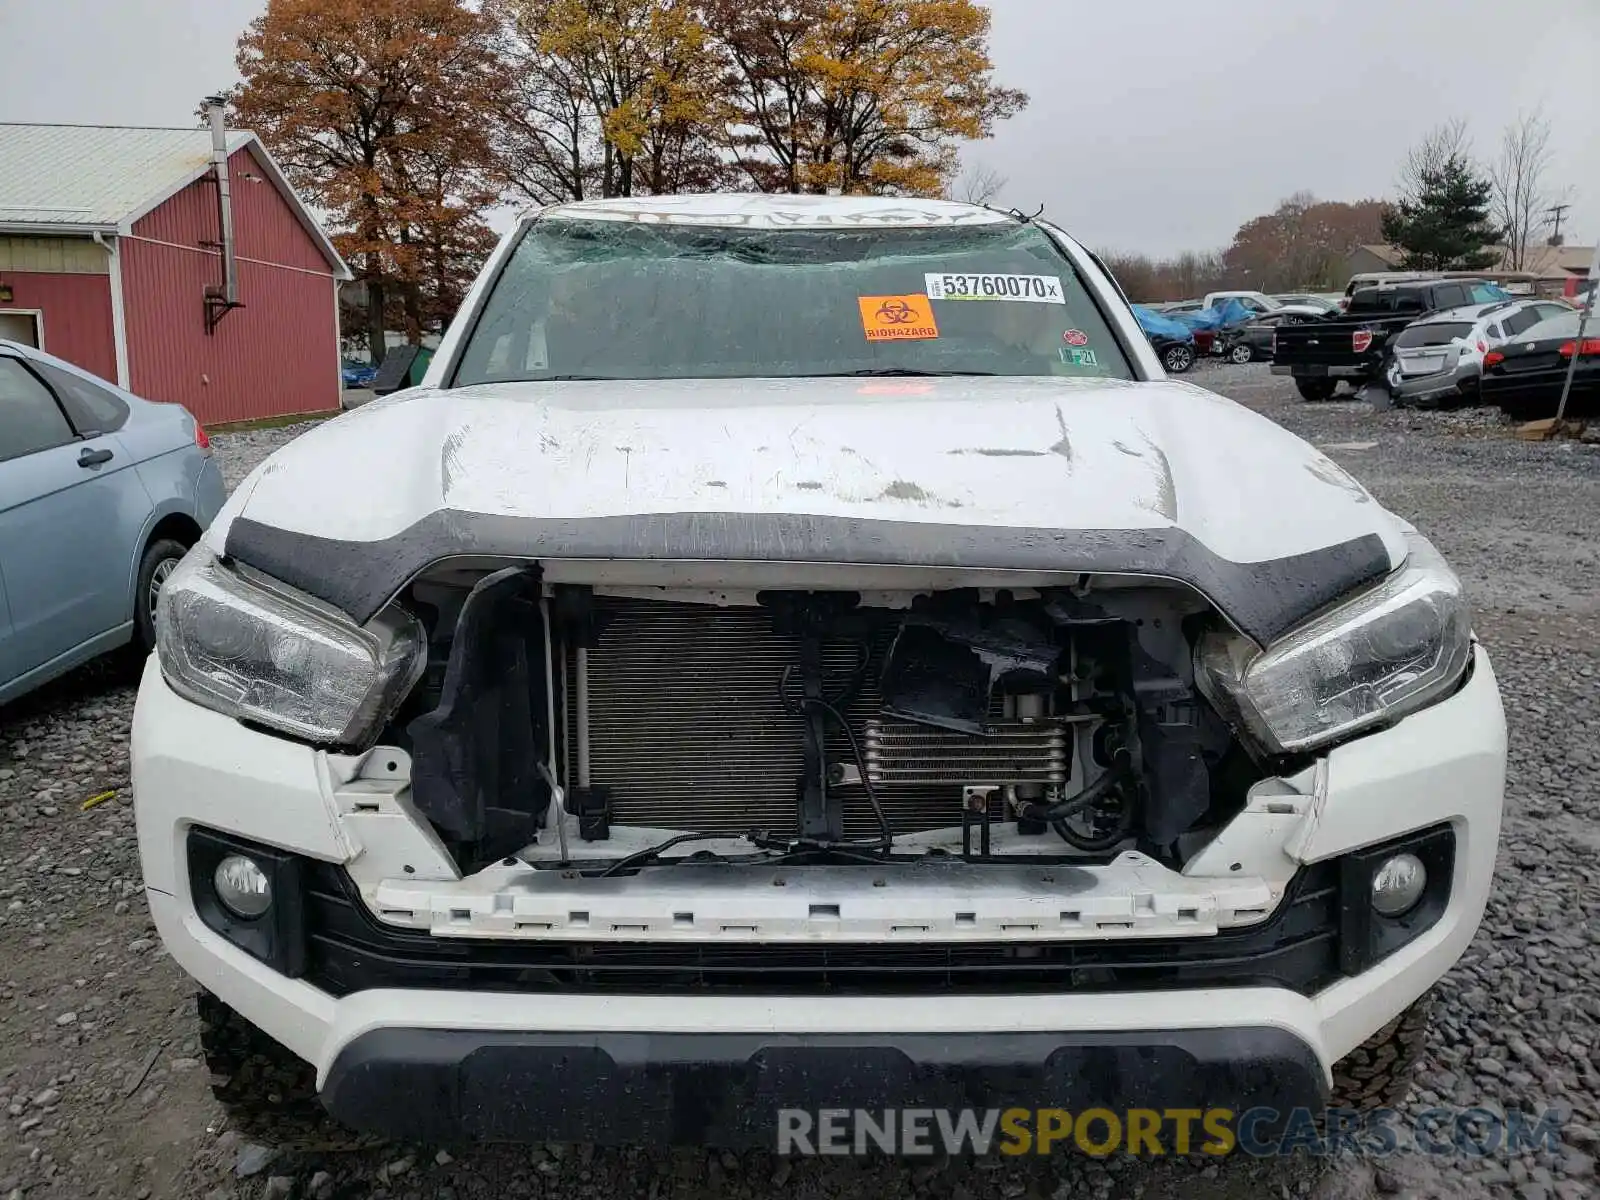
[93,232,130,388]
[205,97,239,312]
[333,274,344,409]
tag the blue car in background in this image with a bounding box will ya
[0,341,225,705]
[341,361,379,388]
[1131,305,1198,374]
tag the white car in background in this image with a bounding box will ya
[1202,290,1330,320]
[1386,298,1575,407]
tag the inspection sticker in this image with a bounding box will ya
[858,295,940,341]
[925,273,1065,303]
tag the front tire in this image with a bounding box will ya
[1294,377,1338,402]
[1328,991,1431,1110]
[1229,343,1255,365]
[198,992,377,1150]
[133,538,188,654]
[1162,344,1195,373]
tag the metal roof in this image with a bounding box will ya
[0,123,349,278]
[0,124,252,227]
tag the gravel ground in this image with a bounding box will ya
[1,367,1596,1200]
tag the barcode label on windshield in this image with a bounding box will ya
[925,273,1065,303]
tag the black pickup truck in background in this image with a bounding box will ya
[1271,278,1502,400]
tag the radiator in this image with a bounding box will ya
[563,598,1066,839]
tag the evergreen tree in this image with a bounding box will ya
[1381,153,1503,270]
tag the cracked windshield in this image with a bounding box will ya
[453,219,1134,384]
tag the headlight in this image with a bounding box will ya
[156,549,425,747]
[1196,533,1471,753]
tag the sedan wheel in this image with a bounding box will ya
[1163,345,1195,373]
[1229,343,1254,365]
[148,556,178,630]
[134,537,191,655]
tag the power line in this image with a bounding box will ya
[1546,203,1571,245]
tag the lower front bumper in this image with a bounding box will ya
[321,1025,1325,1146]
[1271,364,1367,378]
[1388,367,1477,406]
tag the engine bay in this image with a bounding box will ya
[387,567,1260,880]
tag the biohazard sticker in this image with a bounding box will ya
[925,273,1065,303]
[858,295,940,341]
[1062,329,1089,347]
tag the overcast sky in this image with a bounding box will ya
[3,0,1595,258]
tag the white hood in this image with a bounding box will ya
[220,375,1403,570]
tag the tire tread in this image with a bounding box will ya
[1328,990,1431,1110]
[197,991,380,1151]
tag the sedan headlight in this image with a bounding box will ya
[1196,534,1471,753]
[156,549,425,747]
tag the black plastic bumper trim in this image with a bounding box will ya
[1337,824,1455,976]
[319,1025,1328,1147]
[301,858,1342,998]
[225,511,1392,646]
[187,828,308,978]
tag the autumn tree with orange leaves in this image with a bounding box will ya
[706,0,1027,197]
[494,0,724,202]
[229,0,1025,350]
[494,0,1024,202]
[229,0,505,360]
[1223,193,1388,292]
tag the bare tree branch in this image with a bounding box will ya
[953,160,1006,206]
[1399,118,1472,197]
[1489,107,1563,270]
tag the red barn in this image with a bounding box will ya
[0,116,350,425]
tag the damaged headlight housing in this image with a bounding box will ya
[1197,533,1471,754]
[156,549,425,747]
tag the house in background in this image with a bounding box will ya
[0,108,349,424]
[1345,242,1595,298]
[1345,244,1407,278]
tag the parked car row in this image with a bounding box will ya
[1143,269,1595,420]
[1271,278,1513,400]
[1263,277,1593,417]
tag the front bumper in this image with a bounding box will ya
[132,649,1506,1144]
[1387,362,1479,406]
[320,1025,1324,1146]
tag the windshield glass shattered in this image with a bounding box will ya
[452,218,1134,385]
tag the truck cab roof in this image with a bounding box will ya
[1348,279,1498,315]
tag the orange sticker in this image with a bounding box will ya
[858,295,940,341]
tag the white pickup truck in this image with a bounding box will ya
[133,193,1505,1150]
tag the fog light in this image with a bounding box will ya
[1371,853,1426,917]
[213,855,272,919]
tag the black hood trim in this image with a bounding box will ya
[224,510,1391,645]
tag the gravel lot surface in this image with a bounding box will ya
[1,364,1595,1200]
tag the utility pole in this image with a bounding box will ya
[1553,242,1599,423]
[1546,203,1572,245]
